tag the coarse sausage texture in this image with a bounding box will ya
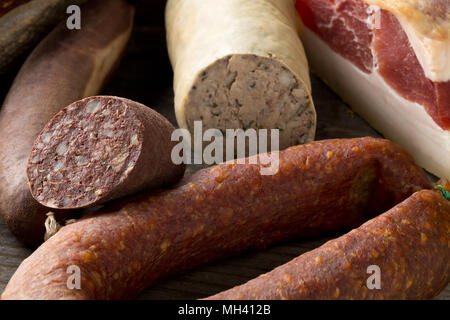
[206,186,450,300]
[0,0,135,245]
[166,0,317,150]
[27,96,185,210]
[0,137,431,299]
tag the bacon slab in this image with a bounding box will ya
[296,0,450,179]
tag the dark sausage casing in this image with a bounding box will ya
[1,138,431,299]
[0,1,30,18]
[27,96,185,209]
[0,0,87,75]
[206,188,450,300]
[0,0,134,244]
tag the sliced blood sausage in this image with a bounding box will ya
[0,0,135,245]
[206,187,450,300]
[27,96,185,210]
[1,138,431,299]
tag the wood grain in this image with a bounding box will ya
[0,0,448,300]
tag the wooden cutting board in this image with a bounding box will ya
[0,0,448,300]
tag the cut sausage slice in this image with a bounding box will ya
[166,0,316,150]
[0,0,135,245]
[184,55,315,148]
[27,96,185,209]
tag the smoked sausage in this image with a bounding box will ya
[206,185,450,300]
[1,138,431,299]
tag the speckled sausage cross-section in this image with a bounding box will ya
[1,137,430,299]
[206,188,450,300]
[166,0,317,150]
[27,96,185,209]
[0,0,135,245]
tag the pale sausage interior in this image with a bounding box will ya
[185,54,315,150]
[27,97,144,209]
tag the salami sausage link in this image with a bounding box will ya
[1,138,431,299]
[206,186,450,300]
[0,0,134,244]
[27,96,185,210]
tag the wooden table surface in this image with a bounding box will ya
[0,1,448,300]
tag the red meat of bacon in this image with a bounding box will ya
[296,0,450,129]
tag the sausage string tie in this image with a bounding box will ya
[434,185,450,200]
[44,212,61,241]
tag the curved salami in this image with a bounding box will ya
[206,186,450,300]
[1,138,431,299]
